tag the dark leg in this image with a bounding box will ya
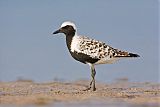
[90,65,96,91]
[83,64,96,91]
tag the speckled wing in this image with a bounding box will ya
[77,36,112,59]
[71,36,139,64]
[78,36,138,56]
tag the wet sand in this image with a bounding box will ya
[0,80,160,106]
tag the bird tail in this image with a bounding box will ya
[128,53,140,57]
[114,50,140,58]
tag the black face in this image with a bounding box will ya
[53,25,75,36]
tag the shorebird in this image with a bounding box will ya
[53,21,139,91]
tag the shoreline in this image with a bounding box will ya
[0,80,160,106]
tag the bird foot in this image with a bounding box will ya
[82,86,96,91]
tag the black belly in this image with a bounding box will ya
[69,51,99,64]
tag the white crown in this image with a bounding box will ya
[61,21,77,30]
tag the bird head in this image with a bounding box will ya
[53,21,77,36]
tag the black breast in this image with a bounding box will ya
[69,51,100,64]
[65,36,99,64]
[64,25,100,64]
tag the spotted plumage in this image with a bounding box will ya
[53,21,140,91]
[70,35,138,65]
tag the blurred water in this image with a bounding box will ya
[0,101,159,107]
[0,0,159,83]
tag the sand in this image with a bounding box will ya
[0,79,160,106]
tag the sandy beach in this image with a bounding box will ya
[0,80,159,107]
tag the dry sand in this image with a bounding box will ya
[0,80,159,106]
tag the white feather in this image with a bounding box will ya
[61,21,77,30]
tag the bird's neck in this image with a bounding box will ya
[65,34,76,51]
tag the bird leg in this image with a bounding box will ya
[90,65,96,91]
[83,64,96,91]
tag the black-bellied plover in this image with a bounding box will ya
[53,21,139,91]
